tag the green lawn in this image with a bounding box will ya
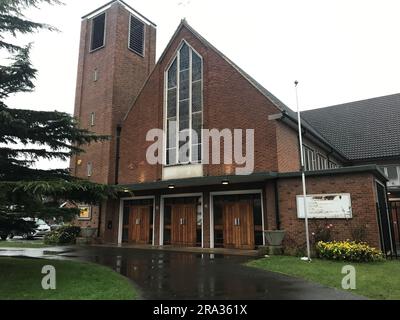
[248,256,400,300]
[0,240,50,249]
[0,257,137,300]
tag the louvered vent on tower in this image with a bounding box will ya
[129,15,145,56]
[90,12,106,51]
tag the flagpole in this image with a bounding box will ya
[295,81,311,262]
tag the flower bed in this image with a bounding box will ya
[316,241,383,262]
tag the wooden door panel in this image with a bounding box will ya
[239,202,254,249]
[129,206,151,244]
[171,207,181,245]
[139,206,150,244]
[171,204,197,246]
[223,201,255,249]
[184,206,197,246]
[223,203,235,247]
[129,207,139,242]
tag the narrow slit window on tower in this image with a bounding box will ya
[90,112,95,126]
[129,15,145,56]
[87,162,93,177]
[90,13,106,52]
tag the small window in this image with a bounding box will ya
[90,112,95,126]
[316,153,328,170]
[386,166,399,180]
[303,145,316,171]
[129,15,145,56]
[328,160,338,169]
[93,69,98,82]
[91,13,106,52]
[384,165,400,187]
[87,162,93,177]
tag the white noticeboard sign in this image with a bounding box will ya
[296,193,352,219]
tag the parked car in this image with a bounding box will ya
[30,219,52,238]
[49,223,64,231]
[9,218,51,239]
[0,217,36,240]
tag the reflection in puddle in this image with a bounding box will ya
[79,250,260,300]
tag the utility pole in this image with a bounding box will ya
[295,80,311,262]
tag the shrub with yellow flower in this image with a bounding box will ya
[316,241,383,262]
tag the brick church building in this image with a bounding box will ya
[71,0,399,255]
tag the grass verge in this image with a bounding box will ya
[0,257,137,300]
[248,255,400,300]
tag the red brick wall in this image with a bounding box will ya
[71,2,156,185]
[100,199,120,243]
[276,122,301,172]
[118,68,162,184]
[277,173,381,253]
[265,180,277,230]
[71,12,115,184]
[119,24,283,185]
[71,205,100,230]
[71,2,156,230]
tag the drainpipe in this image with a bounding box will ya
[97,202,102,238]
[274,179,281,230]
[115,125,122,185]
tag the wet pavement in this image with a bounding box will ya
[0,246,363,300]
[0,246,75,259]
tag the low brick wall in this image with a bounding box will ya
[277,172,382,255]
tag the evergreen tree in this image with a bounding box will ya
[0,0,123,238]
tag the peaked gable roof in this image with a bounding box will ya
[303,93,400,161]
[123,19,344,158]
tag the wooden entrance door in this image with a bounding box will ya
[223,201,254,249]
[129,206,151,244]
[171,204,197,247]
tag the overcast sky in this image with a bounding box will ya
[4,0,400,169]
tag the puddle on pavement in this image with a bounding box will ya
[71,249,263,299]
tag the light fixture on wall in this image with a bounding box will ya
[168,184,175,189]
[222,179,229,185]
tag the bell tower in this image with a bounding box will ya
[71,0,157,185]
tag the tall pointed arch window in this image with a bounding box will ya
[165,42,203,166]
